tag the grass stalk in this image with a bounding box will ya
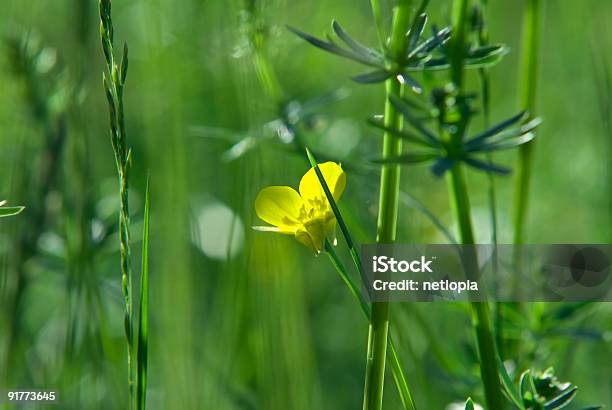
[364,1,413,409]
[510,0,543,365]
[513,0,543,246]
[475,0,505,359]
[99,1,135,407]
[446,0,505,408]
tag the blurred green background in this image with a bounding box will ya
[0,0,610,409]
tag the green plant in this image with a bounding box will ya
[99,1,150,408]
[513,0,543,247]
[518,368,602,410]
[2,32,72,388]
[0,201,24,218]
[373,0,540,407]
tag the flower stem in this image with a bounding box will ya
[447,0,505,408]
[325,241,415,410]
[448,166,505,410]
[513,0,543,246]
[364,1,413,409]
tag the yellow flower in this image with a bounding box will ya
[254,162,346,254]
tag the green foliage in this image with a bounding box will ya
[99,1,149,408]
[0,204,24,218]
[0,1,609,409]
[518,368,602,410]
[371,93,541,176]
[136,178,150,410]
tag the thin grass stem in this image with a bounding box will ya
[511,0,543,365]
[99,1,136,407]
[446,0,505,408]
[513,0,543,246]
[364,1,413,409]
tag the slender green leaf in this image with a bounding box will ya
[466,117,541,151]
[324,239,369,316]
[519,370,533,399]
[397,73,423,93]
[136,177,150,410]
[352,69,392,84]
[389,94,439,145]
[288,26,382,68]
[471,133,535,152]
[0,206,25,217]
[367,117,436,147]
[543,386,577,410]
[497,357,525,409]
[464,398,474,410]
[467,111,527,146]
[408,26,451,59]
[407,14,428,53]
[468,44,506,59]
[464,157,511,175]
[331,20,384,64]
[305,148,367,287]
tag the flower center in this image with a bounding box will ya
[298,195,330,222]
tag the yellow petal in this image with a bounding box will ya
[294,226,317,253]
[254,186,303,231]
[299,162,346,203]
[295,215,334,254]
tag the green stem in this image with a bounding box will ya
[100,2,135,407]
[369,0,385,50]
[447,166,505,410]
[475,1,504,358]
[447,1,505,408]
[325,241,415,410]
[513,0,542,246]
[364,2,412,410]
[510,0,542,366]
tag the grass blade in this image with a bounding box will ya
[136,177,150,410]
[0,206,25,217]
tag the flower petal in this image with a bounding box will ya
[255,186,304,230]
[253,225,295,234]
[299,162,346,203]
[295,227,318,253]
